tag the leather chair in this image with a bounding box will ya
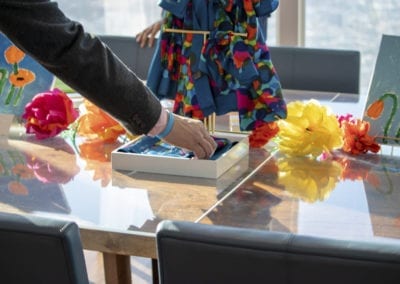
[269,46,361,94]
[98,35,156,80]
[97,34,360,95]
[156,220,400,284]
[0,212,89,284]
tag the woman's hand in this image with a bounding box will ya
[135,20,162,48]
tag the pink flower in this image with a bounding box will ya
[336,113,354,127]
[22,88,78,139]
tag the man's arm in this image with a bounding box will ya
[0,0,161,135]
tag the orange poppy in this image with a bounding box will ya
[86,161,112,187]
[9,68,36,87]
[8,181,29,196]
[4,45,25,64]
[366,99,384,119]
[78,99,126,142]
[79,139,121,162]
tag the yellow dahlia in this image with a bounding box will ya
[277,100,343,157]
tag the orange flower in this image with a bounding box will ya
[78,99,126,142]
[8,181,29,196]
[342,119,380,155]
[249,121,279,148]
[4,45,25,64]
[85,160,112,187]
[366,99,384,119]
[79,139,121,162]
[333,154,380,187]
[9,68,35,87]
[11,164,35,179]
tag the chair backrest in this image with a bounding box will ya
[97,35,156,80]
[0,212,89,284]
[156,220,400,284]
[269,46,361,94]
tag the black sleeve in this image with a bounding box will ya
[0,0,161,135]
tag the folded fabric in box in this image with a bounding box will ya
[118,136,235,160]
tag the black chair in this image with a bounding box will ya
[269,46,361,94]
[156,220,400,284]
[0,212,89,284]
[98,35,156,80]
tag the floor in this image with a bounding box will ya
[84,251,152,284]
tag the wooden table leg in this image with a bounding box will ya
[103,253,132,284]
[152,258,159,284]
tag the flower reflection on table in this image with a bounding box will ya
[78,140,119,187]
[276,155,343,203]
[26,153,80,185]
[274,149,393,203]
[76,100,128,187]
[0,140,76,213]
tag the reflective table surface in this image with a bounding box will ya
[1,91,400,262]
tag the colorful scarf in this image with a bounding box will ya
[147,0,286,131]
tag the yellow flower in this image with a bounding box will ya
[277,156,343,203]
[277,100,343,157]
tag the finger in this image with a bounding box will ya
[192,143,207,159]
[140,36,148,48]
[139,30,151,47]
[148,36,156,47]
[200,128,217,154]
[200,137,216,158]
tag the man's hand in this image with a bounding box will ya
[162,114,217,159]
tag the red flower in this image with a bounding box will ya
[341,119,380,155]
[22,88,78,139]
[26,156,80,184]
[249,121,279,148]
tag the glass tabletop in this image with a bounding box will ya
[2,91,399,248]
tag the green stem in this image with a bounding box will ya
[4,85,15,105]
[0,152,11,176]
[372,161,393,195]
[13,63,18,75]
[71,121,80,155]
[13,87,24,107]
[378,93,398,144]
[0,69,8,96]
[8,150,24,165]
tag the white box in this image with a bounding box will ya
[112,154,249,195]
[111,132,249,179]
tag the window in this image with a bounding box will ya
[57,0,162,36]
[276,0,400,95]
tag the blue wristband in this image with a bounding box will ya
[156,111,174,139]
